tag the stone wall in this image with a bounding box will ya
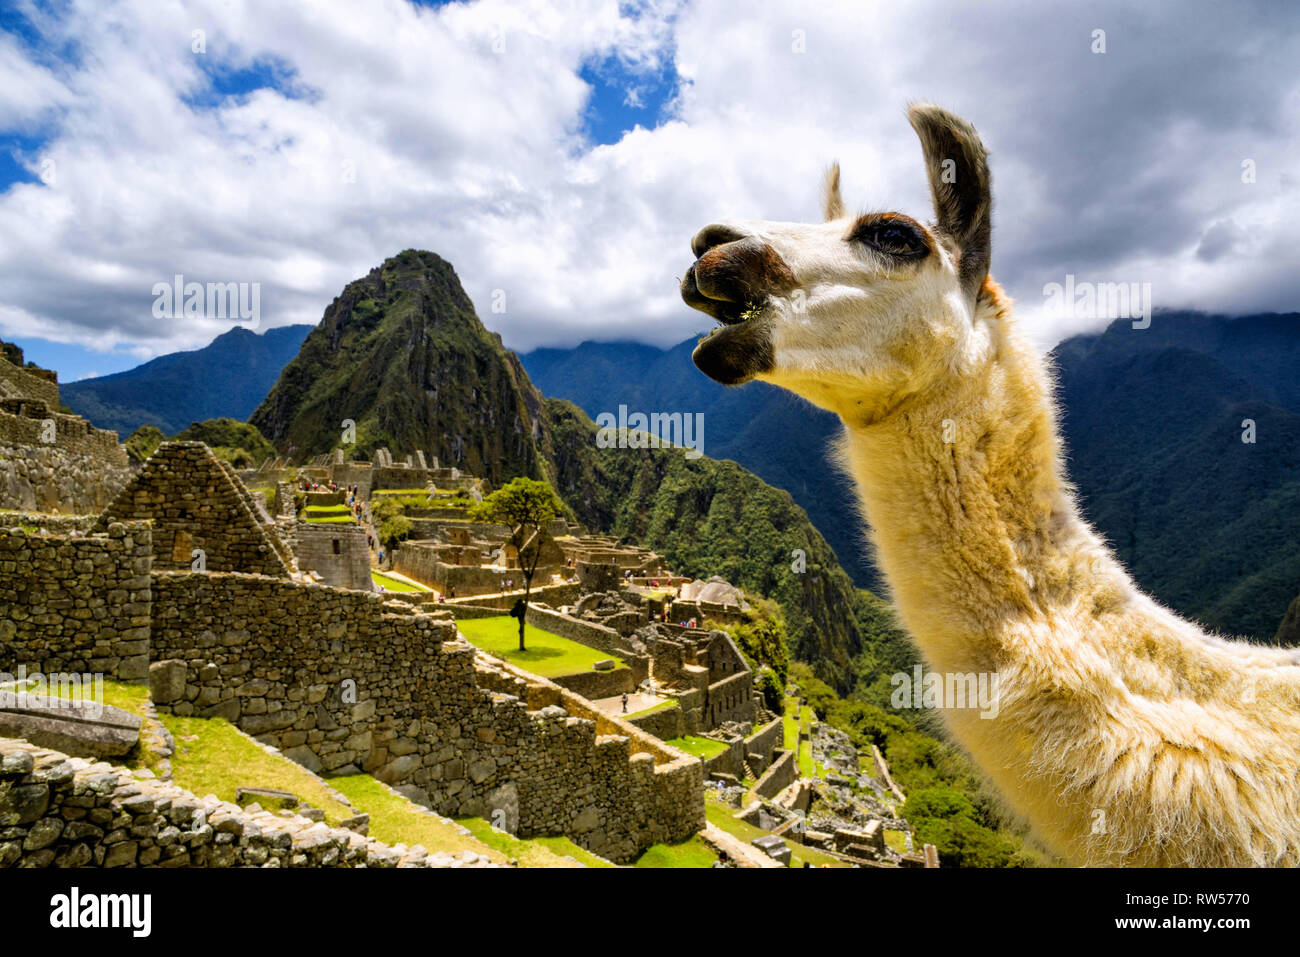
[703,737,747,779]
[0,737,476,868]
[753,748,796,799]
[551,666,634,701]
[745,716,784,773]
[577,560,622,592]
[0,523,152,680]
[95,442,290,578]
[371,466,436,491]
[0,512,97,535]
[442,582,581,610]
[286,522,373,592]
[0,412,129,514]
[0,355,60,407]
[148,571,702,862]
[524,605,623,656]
[0,354,129,515]
[393,542,503,596]
[706,671,755,728]
[626,702,684,740]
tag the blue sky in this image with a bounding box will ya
[0,0,1296,385]
[1,0,684,380]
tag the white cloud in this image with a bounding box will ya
[0,0,1296,367]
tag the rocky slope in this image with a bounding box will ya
[251,251,557,487]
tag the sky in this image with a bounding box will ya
[0,0,1297,381]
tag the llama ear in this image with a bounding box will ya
[821,162,845,221]
[908,103,991,300]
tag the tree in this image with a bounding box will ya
[470,477,564,651]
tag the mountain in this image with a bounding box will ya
[250,250,555,486]
[522,340,872,587]
[250,250,870,687]
[61,324,313,436]
[1054,312,1300,642]
[525,311,1300,645]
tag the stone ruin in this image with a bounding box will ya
[0,343,129,513]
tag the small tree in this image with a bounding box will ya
[470,477,564,651]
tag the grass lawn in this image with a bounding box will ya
[704,797,851,869]
[634,834,718,868]
[371,570,429,593]
[159,713,355,826]
[35,675,149,716]
[455,616,627,679]
[455,817,616,868]
[627,697,677,719]
[884,829,910,854]
[328,774,504,861]
[306,503,351,513]
[665,735,728,760]
[782,696,800,751]
[305,515,358,524]
[373,489,431,496]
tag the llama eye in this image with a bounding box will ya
[853,220,927,258]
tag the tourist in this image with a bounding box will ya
[621,692,628,714]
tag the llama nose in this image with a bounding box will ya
[691,223,749,258]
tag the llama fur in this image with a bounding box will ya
[681,104,1300,867]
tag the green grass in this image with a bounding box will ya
[35,675,149,716]
[705,796,850,869]
[783,700,824,779]
[305,503,351,514]
[305,514,358,524]
[159,713,355,826]
[34,677,161,773]
[328,774,504,861]
[634,834,718,868]
[374,488,432,495]
[782,697,800,752]
[455,616,628,679]
[627,697,677,718]
[665,735,728,760]
[371,570,429,593]
[884,829,909,854]
[455,817,616,868]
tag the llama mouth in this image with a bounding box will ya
[680,251,778,384]
[680,262,765,326]
[690,316,774,385]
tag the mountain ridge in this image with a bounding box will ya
[61,324,313,436]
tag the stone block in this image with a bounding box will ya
[149,659,187,704]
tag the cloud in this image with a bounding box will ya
[0,0,1296,366]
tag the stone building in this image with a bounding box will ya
[0,344,129,513]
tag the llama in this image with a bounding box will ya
[679,104,1300,867]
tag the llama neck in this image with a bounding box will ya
[838,323,1089,673]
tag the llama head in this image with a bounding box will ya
[681,104,996,422]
